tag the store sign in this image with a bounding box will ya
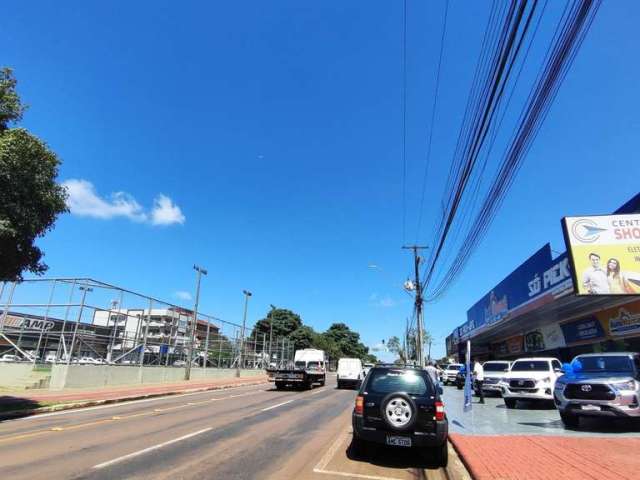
[560,316,605,344]
[463,245,572,339]
[562,214,640,295]
[608,308,640,336]
[2,315,55,332]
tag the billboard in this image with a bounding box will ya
[560,315,606,344]
[562,214,640,295]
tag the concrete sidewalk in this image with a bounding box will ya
[450,434,640,480]
[0,375,269,418]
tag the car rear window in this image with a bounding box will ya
[511,361,549,372]
[576,356,634,373]
[446,365,462,371]
[367,369,430,395]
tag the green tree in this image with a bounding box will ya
[0,68,67,281]
[250,308,303,347]
[387,336,406,363]
[288,325,317,350]
[323,323,371,360]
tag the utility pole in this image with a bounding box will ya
[402,245,428,368]
[236,290,252,377]
[186,265,207,381]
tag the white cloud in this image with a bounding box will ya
[63,179,185,226]
[151,194,185,226]
[368,293,396,308]
[174,291,193,301]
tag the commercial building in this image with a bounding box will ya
[447,192,640,363]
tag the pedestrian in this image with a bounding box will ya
[425,362,439,384]
[473,359,485,404]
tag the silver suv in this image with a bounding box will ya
[554,352,640,428]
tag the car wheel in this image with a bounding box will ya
[337,380,342,389]
[560,411,580,428]
[504,398,517,409]
[380,392,418,432]
[275,382,285,390]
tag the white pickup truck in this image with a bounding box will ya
[500,357,563,408]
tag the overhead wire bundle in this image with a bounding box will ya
[418,0,601,301]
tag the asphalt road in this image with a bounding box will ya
[0,376,469,480]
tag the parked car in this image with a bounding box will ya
[441,363,463,385]
[337,358,364,389]
[352,364,448,467]
[172,360,187,367]
[44,353,58,363]
[478,361,511,396]
[362,363,374,377]
[500,357,563,408]
[554,352,640,428]
[454,365,468,390]
[76,357,102,365]
[0,354,23,362]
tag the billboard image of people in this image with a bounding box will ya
[562,214,640,295]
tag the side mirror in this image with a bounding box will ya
[554,368,562,374]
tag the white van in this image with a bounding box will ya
[337,358,363,389]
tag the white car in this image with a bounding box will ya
[478,361,511,395]
[0,354,23,362]
[441,363,463,385]
[336,358,363,389]
[76,357,102,365]
[500,357,563,408]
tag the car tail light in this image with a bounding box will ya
[355,395,364,415]
[435,401,445,421]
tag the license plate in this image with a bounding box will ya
[386,435,412,447]
[581,404,601,411]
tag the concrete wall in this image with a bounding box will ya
[0,363,35,388]
[49,365,264,390]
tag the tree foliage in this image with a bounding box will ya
[0,68,67,281]
[250,308,376,363]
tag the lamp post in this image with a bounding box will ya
[236,290,252,377]
[67,286,92,365]
[186,265,207,381]
[268,304,276,366]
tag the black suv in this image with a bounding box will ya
[351,365,448,467]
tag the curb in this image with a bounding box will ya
[0,377,269,421]
[448,434,478,480]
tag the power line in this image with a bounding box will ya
[415,0,450,242]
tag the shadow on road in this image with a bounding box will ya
[520,416,640,434]
[495,400,556,410]
[346,438,443,470]
[0,396,43,421]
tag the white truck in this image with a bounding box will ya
[274,349,326,390]
[336,358,363,389]
[500,357,563,408]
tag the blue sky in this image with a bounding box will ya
[3,1,639,359]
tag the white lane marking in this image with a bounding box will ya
[312,427,404,480]
[309,387,328,396]
[13,384,268,422]
[92,427,212,469]
[313,470,403,480]
[261,399,295,412]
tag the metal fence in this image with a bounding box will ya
[0,278,294,370]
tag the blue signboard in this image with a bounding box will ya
[560,316,605,344]
[460,244,574,339]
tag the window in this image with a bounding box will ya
[367,370,431,395]
[511,361,550,372]
[484,362,510,372]
[577,356,633,373]
[552,360,562,371]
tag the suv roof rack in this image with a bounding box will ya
[374,363,423,369]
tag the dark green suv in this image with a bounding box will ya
[351,365,449,467]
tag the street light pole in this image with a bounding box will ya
[186,265,207,381]
[67,286,92,365]
[268,304,276,366]
[236,290,252,378]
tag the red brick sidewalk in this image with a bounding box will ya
[1,375,268,410]
[450,434,640,480]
